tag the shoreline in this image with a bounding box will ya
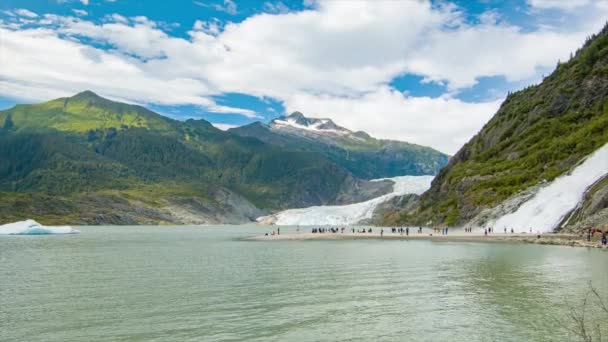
[246,231,608,249]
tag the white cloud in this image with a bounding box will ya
[193,19,222,36]
[528,0,590,10]
[72,9,88,16]
[57,0,89,5]
[194,0,237,15]
[207,105,261,118]
[108,13,128,23]
[1,0,608,152]
[212,123,239,131]
[283,87,502,154]
[263,2,290,14]
[5,9,39,18]
[405,23,588,90]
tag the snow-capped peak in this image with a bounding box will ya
[271,112,352,135]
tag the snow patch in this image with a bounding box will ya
[273,119,349,135]
[0,219,79,235]
[491,143,608,233]
[259,175,433,226]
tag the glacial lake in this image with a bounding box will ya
[1,225,607,341]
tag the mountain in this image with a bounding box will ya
[230,112,449,179]
[0,91,392,225]
[383,24,608,230]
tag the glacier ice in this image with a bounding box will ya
[491,143,608,233]
[0,219,79,235]
[260,175,434,226]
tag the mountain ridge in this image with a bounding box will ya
[0,92,394,225]
[230,111,449,179]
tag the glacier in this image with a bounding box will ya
[0,219,79,235]
[260,175,434,226]
[491,143,608,233]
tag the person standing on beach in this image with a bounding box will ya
[484,228,488,236]
[406,227,409,236]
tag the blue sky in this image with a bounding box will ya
[0,0,606,153]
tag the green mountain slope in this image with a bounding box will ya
[384,24,608,227]
[0,92,390,225]
[230,112,449,179]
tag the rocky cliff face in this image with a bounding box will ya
[561,175,608,231]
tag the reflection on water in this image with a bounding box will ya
[0,226,606,341]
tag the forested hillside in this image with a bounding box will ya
[384,24,608,227]
[0,91,390,224]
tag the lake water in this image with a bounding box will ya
[1,225,607,341]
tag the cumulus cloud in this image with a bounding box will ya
[527,0,590,10]
[1,0,608,152]
[283,87,502,154]
[263,2,291,14]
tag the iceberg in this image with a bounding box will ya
[259,175,434,226]
[491,143,608,233]
[0,219,79,235]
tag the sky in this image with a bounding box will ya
[1,0,607,154]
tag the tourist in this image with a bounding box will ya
[484,228,488,236]
[587,228,592,242]
[406,227,409,236]
[602,231,607,246]
[381,229,384,237]
[278,228,280,235]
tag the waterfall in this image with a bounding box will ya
[490,143,608,233]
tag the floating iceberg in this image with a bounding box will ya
[0,219,79,235]
[260,175,434,226]
[491,143,608,233]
